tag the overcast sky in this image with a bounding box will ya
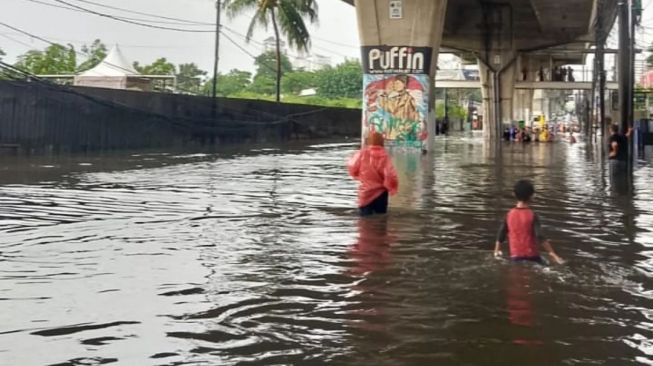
[1,0,360,74]
[1,0,652,76]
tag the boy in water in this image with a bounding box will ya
[494,180,564,264]
[348,132,399,216]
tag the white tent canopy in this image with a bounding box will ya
[74,44,153,91]
[79,45,139,77]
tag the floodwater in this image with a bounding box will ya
[1,138,652,366]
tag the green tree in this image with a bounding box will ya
[435,101,467,120]
[223,0,318,102]
[203,69,252,96]
[282,70,316,94]
[315,60,362,98]
[77,39,108,72]
[249,74,277,95]
[0,48,5,61]
[177,63,207,94]
[133,58,176,75]
[15,44,77,74]
[254,50,292,79]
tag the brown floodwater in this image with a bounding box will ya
[0,138,652,365]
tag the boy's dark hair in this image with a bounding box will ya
[611,124,619,134]
[514,179,535,201]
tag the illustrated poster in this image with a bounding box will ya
[361,46,432,148]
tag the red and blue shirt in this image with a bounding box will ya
[496,207,544,258]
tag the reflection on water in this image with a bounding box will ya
[0,139,652,365]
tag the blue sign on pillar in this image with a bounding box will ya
[361,46,432,149]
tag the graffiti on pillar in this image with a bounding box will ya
[361,46,432,148]
[363,74,429,148]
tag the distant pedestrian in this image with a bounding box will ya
[523,128,532,143]
[510,125,517,141]
[567,67,575,82]
[608,124,632,174]
[553,67,561,81]
[348,132,399,216]
[504,127,511,141]
[494,180,565,265]
[538,66,545,81]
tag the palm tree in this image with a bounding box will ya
[223,0,318,102]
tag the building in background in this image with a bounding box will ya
[294,53,332,71]
[263,37,287,55]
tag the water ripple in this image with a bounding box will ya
[0,140,652,365]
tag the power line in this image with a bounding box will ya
[0,21,140,75]
[20,0,359,58]
[220,30,273,71]
[67,0,212,25]
[21,0,209,26]
[2,30,204,49]
[0,33,36,49]
[50,0,214,32]
[220,26,354,66]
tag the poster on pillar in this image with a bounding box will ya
[362,46,432,149]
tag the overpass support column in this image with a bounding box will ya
[355,0,447,151]
[479,55,517,140]
[514,55,539,124]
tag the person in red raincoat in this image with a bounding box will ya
[347,132,399,216]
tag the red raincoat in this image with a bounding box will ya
[347,146,399,207]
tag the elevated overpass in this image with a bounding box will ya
[342,0,618,146]
[434,80,619,91]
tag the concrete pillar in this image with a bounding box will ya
[479,54,517,139]
[356,0,447,151]
[514,90,533,123]
[514,55,538,125]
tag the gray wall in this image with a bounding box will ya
[0,81,361,154]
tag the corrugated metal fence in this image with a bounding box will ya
[0,81,361,154]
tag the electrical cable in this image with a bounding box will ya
[0,21,142,75]
[21,0,211,26]
[51,0,214,32]
[67,0,213,25]
[18,0,357,59]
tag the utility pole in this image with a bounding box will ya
[211,0,222,101]
[618,0,631,136]
[618,0,637,175]
[629,0,641,172]
[597,0,606,148]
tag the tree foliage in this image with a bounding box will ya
[254,50,292,79]
[15,44,77,74]
[223,0,318,102]
[249,74,277,95]
[204,69,253,97]
[282,70,316,94]
[315,60,362,99]
[133,58,176,75]
[223,0,318,52]
[77,39,108,72]
[176,63,207,94]
[0,48,5,61]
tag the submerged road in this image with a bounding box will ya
[0,138,652,365]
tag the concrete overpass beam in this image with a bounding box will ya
[479,53,517,140]
[355,0,447,151]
